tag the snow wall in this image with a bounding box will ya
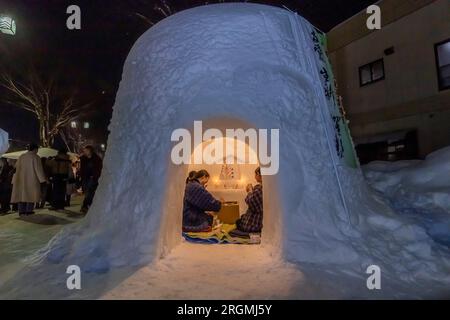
[0,129,8,155]
[39,4,450,283]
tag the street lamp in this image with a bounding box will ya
[83,122,90,129]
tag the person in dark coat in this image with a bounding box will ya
[0,158,14,213]
[47,148,72,210]
[182,170,222,233]
[79,145,103,214]
[37,157,50,209]
[65,161,79,207]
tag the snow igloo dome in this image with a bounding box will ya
[42,3,444,275]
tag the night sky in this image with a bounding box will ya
[0,0,377,147]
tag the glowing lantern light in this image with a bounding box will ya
[0,15,16,35]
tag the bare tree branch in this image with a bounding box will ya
[0,70,90,147]
[134,12,155,26]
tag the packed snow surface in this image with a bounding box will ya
[0,128,8,154]
[363,147,450,247]
[103,243,305,299]
[1,4,449,299]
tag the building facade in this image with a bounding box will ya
[328,0,450,164]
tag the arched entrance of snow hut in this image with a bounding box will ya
[156,117,282,258]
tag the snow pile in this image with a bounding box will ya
[363,147,450,246]
[1,4,450,299]
[0,128,8,154]
[364,147,450,214]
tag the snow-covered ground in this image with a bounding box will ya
[0,197,86,287]
[1,211,450,299]
[3,228,447,299]
[102,241,450,300]
[363,147,450,247]
[103,243,304,300]
[1,192,449,299]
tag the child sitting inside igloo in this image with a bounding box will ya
[229,167,263,238]
[182,170,222,232]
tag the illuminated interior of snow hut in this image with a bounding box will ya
[183,134,262,242]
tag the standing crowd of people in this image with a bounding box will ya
[0,143,103,216]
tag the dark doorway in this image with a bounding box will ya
[355,130,419,165]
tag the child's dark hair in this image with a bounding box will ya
[186,171,197,184]
[195,169,210,180]
[186,169,210,183]
[255,167,261,175]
